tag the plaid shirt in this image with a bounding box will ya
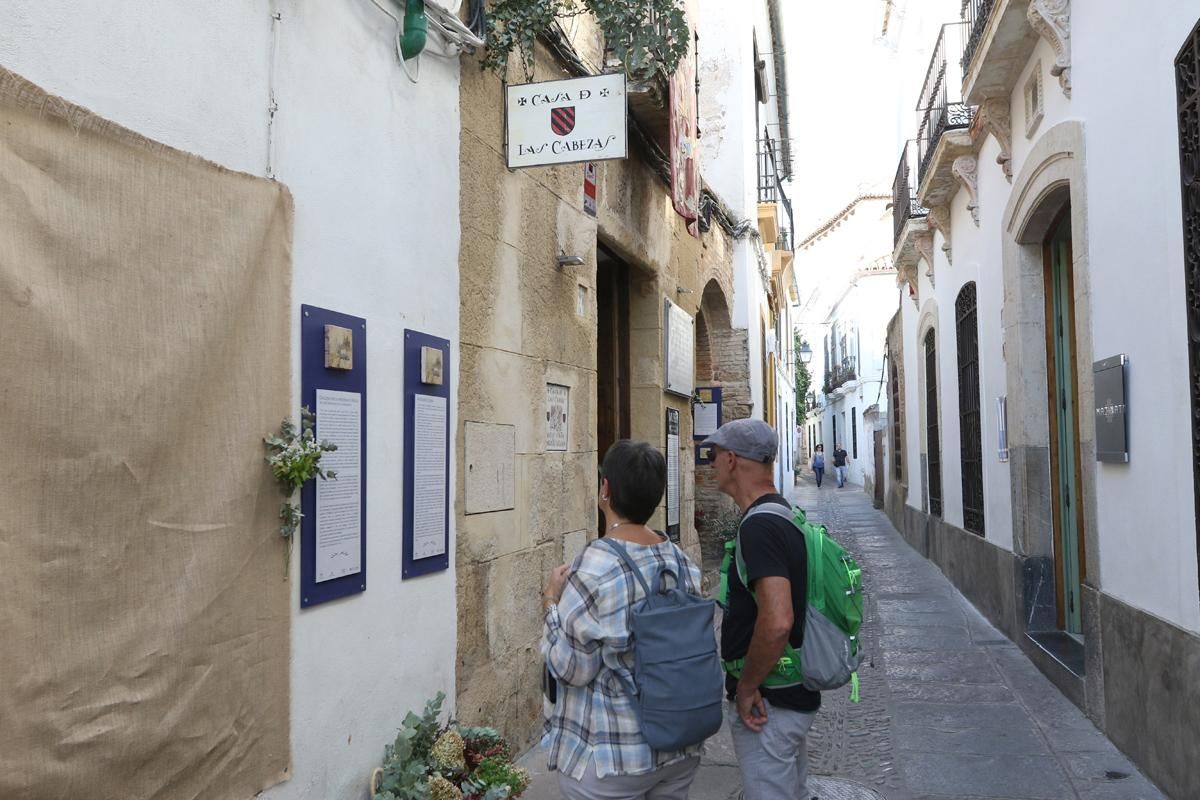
[540,537,705,780]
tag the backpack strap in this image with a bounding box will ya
[599,538,651,598]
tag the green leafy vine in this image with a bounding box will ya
[481,0,689,81]
[264,406,337,576]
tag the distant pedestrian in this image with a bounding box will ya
[833,444,849,488]
[811,444,825,488]
[701,419,820,800]
[540,440,706,799]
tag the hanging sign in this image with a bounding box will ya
[506,74,628,169]
[669,19,700,236]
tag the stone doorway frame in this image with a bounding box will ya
[1001,120,1101,648]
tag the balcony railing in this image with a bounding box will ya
[916,22,974,184]
[892,139,929,245]
[823,357,858,394]
[776,228,793,253]
[757,137,779,203]
[960,0,996,78]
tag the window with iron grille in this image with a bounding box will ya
[1177,16,1200,599]
[891,361,903,480]
[924,329,943,517]
[852,407,858,458]
[956,283,985,535]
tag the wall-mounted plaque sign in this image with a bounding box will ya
[665,408,681,541]
[506,73,628,169]
[664,297,695,399]
[546,384,570,451]
[1093,355,1129,463]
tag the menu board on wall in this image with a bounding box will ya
[664,297,695,399]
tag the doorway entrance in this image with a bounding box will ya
[596,246,631,537]
[1044,214,1086,634]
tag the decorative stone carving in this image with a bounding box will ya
[1027,0,1071,98]
[896,262,919,307]
[927,204,952,265]
[915,231,936,287]
[976,97,1013,181]
[952,155,980,226]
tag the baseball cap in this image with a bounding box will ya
[701,418,778,463]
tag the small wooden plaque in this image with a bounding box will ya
[325,325,353,370]
[421,346,444,385]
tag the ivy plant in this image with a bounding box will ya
[481,0,689,81]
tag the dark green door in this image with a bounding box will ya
[1047,219,1083,634]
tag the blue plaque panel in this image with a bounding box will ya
[300,305,368,609]
[403,330,451,579]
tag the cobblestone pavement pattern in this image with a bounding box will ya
[519,476,1169,800]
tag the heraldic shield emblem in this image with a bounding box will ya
[550,106,576,136]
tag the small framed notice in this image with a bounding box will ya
[692,387,722,439]
[664,297,695,399]
[404,330,452,578]
[665,408,681,541]
[546,384,569,451]
[1093,355,1129,463]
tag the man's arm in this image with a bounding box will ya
[734,576,793,731]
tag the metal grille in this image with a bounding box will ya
[891,361,903,480]
[1177,17,1200,599]
[892,140,929,246]
[916,23,973,184]
[956,283,985,535]
[961,0,996,78]
[925,329,943,517]
[758,137,779,203]
[852,407,858,459]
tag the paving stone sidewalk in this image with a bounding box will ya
[519,476,1168,799]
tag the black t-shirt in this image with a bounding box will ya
[833,449,847,467]
[720,493,821,713]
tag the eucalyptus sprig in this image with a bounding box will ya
[264,406,337,576]
[481,0,689,82]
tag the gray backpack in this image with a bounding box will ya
[601,538,724,752]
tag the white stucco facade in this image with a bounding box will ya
[1,3,461,798]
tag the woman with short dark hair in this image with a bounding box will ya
[540,440,706,799]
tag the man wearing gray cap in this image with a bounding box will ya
[702,418,819,800]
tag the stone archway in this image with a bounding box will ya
[693,278,749,567]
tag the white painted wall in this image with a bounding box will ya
[1,2,462,797]
[1074,1,1200,633]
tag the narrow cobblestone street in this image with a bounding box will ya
[521,475,1167,799]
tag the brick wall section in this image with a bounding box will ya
[695,326,751,563]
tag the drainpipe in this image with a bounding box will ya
[766,0,793,179]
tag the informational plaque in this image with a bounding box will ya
[664,297,695,398]
[300,305,367,608]
[506,73,628,169]
[412,395,448,559]
[315,389,362,582]
[546,384,569,451]
[1093,355,1129,463]
[692,387,722,439]
[404,330,452,578]
[666,408,681,541]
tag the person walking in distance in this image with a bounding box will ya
[832,443,849,488]
[811,444,825,488]
[700,418,820,800]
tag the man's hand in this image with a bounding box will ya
[735,685,768,732]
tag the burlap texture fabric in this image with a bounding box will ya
[0,67,292,799]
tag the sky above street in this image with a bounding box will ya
[782,0,961,235]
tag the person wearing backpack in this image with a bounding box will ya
[702,418,822,800]
[540,440,720,799]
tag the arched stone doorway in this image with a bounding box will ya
[693,279,750,567]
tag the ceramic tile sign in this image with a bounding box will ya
[583,162,598,217]
[664,297,695,398]
[506,73,627,169]
[546,384,569,452]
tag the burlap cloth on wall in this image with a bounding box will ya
[0,67,292,799]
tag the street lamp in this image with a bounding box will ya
[799,341,813,364]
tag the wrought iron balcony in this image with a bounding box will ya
[892,140,928,246]
[823,357,858,394]
[776,228,793,253]
[758,137,780,203]
[916,22,974,184]
[960,0,996,77]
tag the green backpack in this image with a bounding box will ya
[717,501,865,702]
